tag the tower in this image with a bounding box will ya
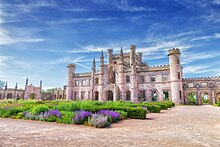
[90,58,96,100]
[118,47,125,100]
[66,64,75,100]
[107,49,113,84]
[99,50,104,101]
[130,45,138,102]
[168,48,183,104]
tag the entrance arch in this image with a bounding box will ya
[216,92,220,103]
[7,93,13,99]
[187,92,197,105]
[201,92,211,104]
[95,91,99,100]
[126,91,131,101]
[106,90,113,101]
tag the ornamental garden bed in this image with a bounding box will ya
[0,100,174,128]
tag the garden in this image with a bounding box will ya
[0,100,175,128]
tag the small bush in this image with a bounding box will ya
[32,105,49,114]
[88,113,110,128]
[115,110,127,119]
[57,111,75,124]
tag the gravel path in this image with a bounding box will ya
[0,105,220,147]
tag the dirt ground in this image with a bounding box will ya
[0,105,220,147]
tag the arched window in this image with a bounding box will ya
[95,78,99,85]
[95,91,99,100]
[126,91,131,101]
[126,75,130,83]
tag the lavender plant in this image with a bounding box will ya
[88,113,110,128]
[99,110,120,122]
[72,111,91,124]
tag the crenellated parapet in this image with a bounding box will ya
[148,64,170,71]
[75,72,91,77]
[183,76,220,81]
[168,48,181,56]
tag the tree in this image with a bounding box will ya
[0,80,5,89]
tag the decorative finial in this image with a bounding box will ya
[15,82,18,89]
[5,81,7,89]
[101,50,104,58]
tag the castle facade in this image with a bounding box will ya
[66,45,220,104]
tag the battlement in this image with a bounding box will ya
[183,76,220,81]
[67,64,76,68]
[168,48,181,56]
[107,49,113,53]
[75,72,91,76]
[149,64,170,71]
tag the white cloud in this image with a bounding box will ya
[192,33,220,41]
[48,17,116,25]
[183,65,217,74]
[116,0,156,12]
[0,27,45,45]
[0,56,15,66]
[213,0,220,4]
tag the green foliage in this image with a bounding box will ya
[0,80,5,88]
[188,93,197,105]
[115,110,127,119]
[216,102,220,107]
[32,105,49,114]
[57,111,75,124]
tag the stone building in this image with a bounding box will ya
[66,45,220,105]
[0,78,66,100]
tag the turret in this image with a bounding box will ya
[120,47,124,61]
[168,48,183,104]
[130,45,136,66]
[40,80,42,92]
[66,64,76,100]
[25,78,28,90]
[107,49,113,64]
[100,50,104,67]
[92,57,96,71]
[15,82,18,90]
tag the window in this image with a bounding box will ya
[179,90,182,99]
[126,75,130,83]
[188,83,193,88]
[162,74,168,82]
[151,76,156,82]
[82,80,86,86]
[81,91,85,100]
[140,76,145,83]
[95,78,99,85]
[75,80,79,86]
[178,72,181,79]
[201,83,207,87]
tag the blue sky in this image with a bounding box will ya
[0,0,220,89]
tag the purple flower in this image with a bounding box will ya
[44,110,62,118]
[99,110,120,122]
[72,111,91,124]
[23,111,28,116]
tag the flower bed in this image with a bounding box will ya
[0,100,175,128]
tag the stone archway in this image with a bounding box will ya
[7,93,13,99]
[94,91,99,100]
[201,92,211,104]
[187,92,197,105]
[106,90,113,101]
[216,92,220,103]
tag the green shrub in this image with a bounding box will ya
[115,110,127,119]
[57,111,75,124]
[32,105,49,114]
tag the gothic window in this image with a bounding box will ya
[178,72,181,79]
[75,80,79,86]
[82,80,86,86]
[162,74,168,82]
[126,91,131,101]
[95,78,99,85]
[179,90,182,99]
[126,75,130,83]
[140,76,145,83]
[151,76,156,82]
